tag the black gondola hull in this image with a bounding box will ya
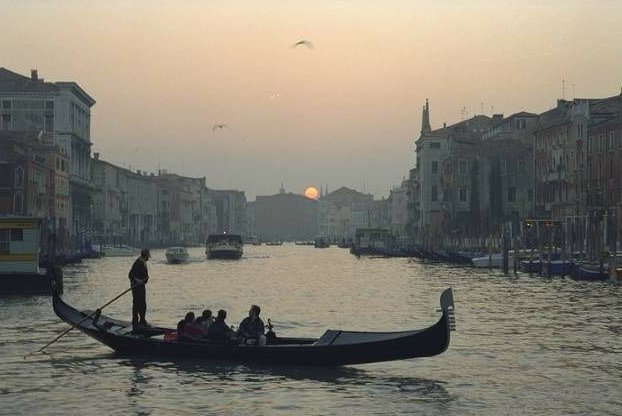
[52,289,455,366]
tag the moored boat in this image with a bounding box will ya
[206,233,243,260]
[0,216,63,295]
[101,245,140,257]
[349,228,390,255]
[520,259,574,275]
[51,287,455,366]
[314,237,330,248]
[165,247,190,264]
[570,262,609,281]
[265,241,283,246]
[471,253,514,268]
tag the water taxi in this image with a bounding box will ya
[205,233,243,259]
[165,247,190,264]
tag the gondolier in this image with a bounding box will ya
[129,248,151,328]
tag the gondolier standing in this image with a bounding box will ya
[129,248,151,328]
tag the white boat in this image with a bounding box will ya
[205,233,243,260]
[101,245,140,257]
[245,236,262,245]
[165,246,190,264]
[472,253,514,268]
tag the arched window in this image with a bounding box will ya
[14,191,24,214]
[14,166,24,188]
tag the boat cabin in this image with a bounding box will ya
[0,216,41,273]
[351,228,392,255]
[0,216,62,295]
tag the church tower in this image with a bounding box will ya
[421,98,431,134]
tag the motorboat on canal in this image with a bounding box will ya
[205,233,243,259]
[100,244,140,257]
[165,247,190,264]
[51,288,456,366]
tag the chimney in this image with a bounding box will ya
[137,170,142,175]
[93,152,100,160]
[492,114,504,126]
[31,69,38,81]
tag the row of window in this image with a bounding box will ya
[0,113,54,132]
[430,160,525,176]
[2,99,54,110]
[536,129,620,152]
[55,157,68,172]
[586,158,621,183]
[587,131,620,153]
[0,229,24,254]
[428,186,530,204]
[0,228,23,241]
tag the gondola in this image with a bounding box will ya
[52,288,456,366]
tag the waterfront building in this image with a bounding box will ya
[91,154,159,247]
[412,99,491,245]
[317,187,374,242]
[587,114,622,209]
[388,179,410,238]
[477,112,538,235]
[0,68,95,245]
[245,201,256,240]
[156,172,208,245]
[585,112,622,258]
[254,186,317,241]
[0,131,71,256]
[209,189,247,237]
[533,99,590,221]
[533,95,622,221]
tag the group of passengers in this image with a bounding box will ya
[173,304,267,345]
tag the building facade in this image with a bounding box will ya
[0,68,95,245]
[254,188,317,241]
[411,99,492,245]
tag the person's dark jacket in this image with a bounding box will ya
[128,258,149,285]
[207,318,233,341]
[238,317,265,339]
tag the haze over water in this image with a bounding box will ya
[2,1,622,199]
[2,245,621,415]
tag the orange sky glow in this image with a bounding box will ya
[2,0,621,200]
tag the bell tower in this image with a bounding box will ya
[421,98,431,134]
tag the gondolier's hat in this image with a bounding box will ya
[141,248,151,259]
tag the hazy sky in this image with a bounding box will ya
[2,0,622,200]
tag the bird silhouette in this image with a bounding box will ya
[212,124,228,132]
[292,40,313,49]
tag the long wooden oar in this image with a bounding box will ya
[26,283,141,357]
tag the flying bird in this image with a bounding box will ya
[212,124,228,132]
[292,40,314,49]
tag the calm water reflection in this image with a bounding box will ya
[2,244,621,415]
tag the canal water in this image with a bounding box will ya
[2,244,621,415]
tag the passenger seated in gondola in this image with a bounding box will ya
[207,309,236,342]
[164,320,184,341]
[170,319,186,341]
[181,311,208,340]
[237,304,266,346]
[196,309,214,331]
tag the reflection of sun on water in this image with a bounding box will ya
[304,186,319,199]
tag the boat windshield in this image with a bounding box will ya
[207,234,242,244]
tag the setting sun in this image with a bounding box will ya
[304,186,319,199]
